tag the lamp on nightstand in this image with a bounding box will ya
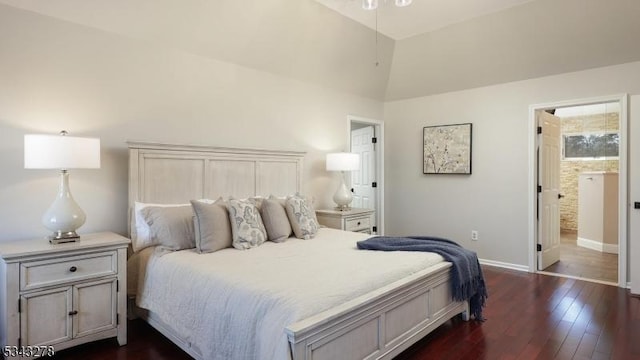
[326,152,360,211]
[24,131,101,244]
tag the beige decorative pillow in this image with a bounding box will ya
[191,199,232,253]
[140,205,195,251]
[132,199,215,252]
[285,194,319,240]
[260,196,292,242]
[226,198,268,250]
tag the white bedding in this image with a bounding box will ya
[135,228,445,360]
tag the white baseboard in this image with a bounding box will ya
[603,243,619,254]
[480,258,627,287]
[577,237,619,254]
[536,271,618,286]
[479,259,529,272]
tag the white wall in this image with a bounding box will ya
[0,5,383,241]
[384,61,640,275]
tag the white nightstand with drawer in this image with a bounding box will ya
[316,208,376,234]
[0,232,130,356]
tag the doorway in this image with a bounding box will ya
[348,115,384,235]
[528,95,628,287]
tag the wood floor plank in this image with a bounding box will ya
[52,266,639,360]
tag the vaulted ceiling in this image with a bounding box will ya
[385,0,640,100]
[1,0,640,101]
[0,0,395,100]
[315,0,534,39]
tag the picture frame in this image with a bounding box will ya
[423,123,472,174]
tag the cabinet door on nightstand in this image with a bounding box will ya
[21,287,73,346]
[73,278,117,338]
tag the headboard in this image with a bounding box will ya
[128,141,305,234]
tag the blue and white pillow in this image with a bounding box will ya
[285,194,319,240]
[226,198,267,250]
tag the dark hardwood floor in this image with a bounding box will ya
[53,266,640,360]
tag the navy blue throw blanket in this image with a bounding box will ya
[357,236,488,321]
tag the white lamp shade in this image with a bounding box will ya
[25,134,100,169]
[326,153,360,172]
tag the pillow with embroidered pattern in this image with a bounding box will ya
[285,194,319,240]
[226,198,268,250]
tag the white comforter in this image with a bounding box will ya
[136,228,444,360]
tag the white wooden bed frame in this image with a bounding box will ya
[128,141,469,360]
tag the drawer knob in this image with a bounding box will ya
[68,310,78,316]
[357,221,361,226]
[69,266,77,272]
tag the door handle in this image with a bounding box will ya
[558,194,565,199]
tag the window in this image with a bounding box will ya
[563,132,619,160]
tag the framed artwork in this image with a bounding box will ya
[423,123,472,174]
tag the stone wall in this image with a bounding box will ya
[560,112,619,231]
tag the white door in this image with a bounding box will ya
[351,126,376,212]
[21,287,73,346]
[538,111,562,270]
[73,279,117,338]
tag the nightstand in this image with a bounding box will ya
[0,232,130,356]
[316,208,376,234]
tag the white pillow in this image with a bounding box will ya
[132,199,214,252]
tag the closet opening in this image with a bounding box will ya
[528,95,628,287]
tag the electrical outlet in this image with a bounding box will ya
[471,230,479,241]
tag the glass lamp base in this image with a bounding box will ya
[332,172,354,212]
[43,170,85,245]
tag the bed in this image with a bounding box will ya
[127,141,469,360]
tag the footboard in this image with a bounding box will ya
[286,263,468,360]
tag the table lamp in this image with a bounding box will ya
[326,152,360,211]
[24,131,101,243]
